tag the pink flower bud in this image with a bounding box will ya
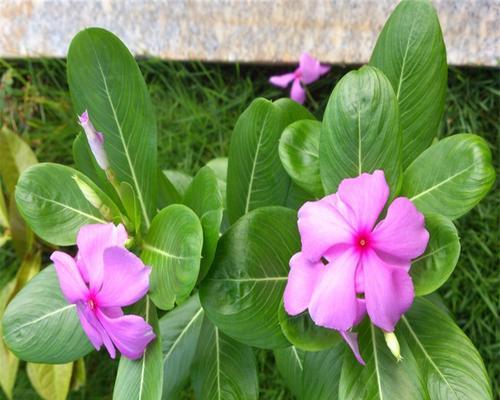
[78,110,110,170]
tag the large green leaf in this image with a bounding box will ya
[274,343,344,400]
[339,320,425,400]
[200,206,299,349]
[2,266,93,363]
[184,166,224,282]
[226,98,314,223]
[402,134,495,219]
[67,27,157,228]
[114,296,163,400]
[278,303,340,352]
[339,298,493,399]
[163,170,192,198]
[191,316,259,400]
[411,213,460,296]
[401,298,492,399]
[26,362,74,400]
[160,294,204,399]
[15,163,121,245]
[141,205,203,310]
[370,0,447,168]
[320,66,401,194]
[279,119,323,198]
[0,127,38,196]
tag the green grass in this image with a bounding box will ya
[0,60,498,399]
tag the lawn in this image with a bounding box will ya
[0,59,498,399]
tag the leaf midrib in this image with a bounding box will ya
[6,304,75,335]
[409,165,475,201]
[163,307,203,362]
[27,192,106,224]
[244,109,272,214]
[142,243,200,261]
[87,32,151,229]
[370,324,384,400]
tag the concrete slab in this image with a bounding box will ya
[0,0,498,66]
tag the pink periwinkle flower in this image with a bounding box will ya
[51,223,155,360]
[78,110,110,170]
[283,170,429,364]
[269,52,330,104]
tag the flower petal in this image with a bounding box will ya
[76,303,103,350]
[96,309,156,360]
[283,252,324,315]
[337,170,389,232]
[340,331,366,365]
[363,250,414,331]
[76,224,128,291]
[290,78,306,104]
[297,194,354,261]
[269,72,296,88]
[372,197,429,263]
[50,251,88,303]
[299,52,329,84]
[96,247,151,308]
[308,248,364,331]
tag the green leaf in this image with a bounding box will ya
[8,198,34,258]
[339,320,426,400]
[0,127,38,196]
[200,206,299,349]
[401,298,492,399]
[141,205,203,310]
[119,181,141,234]
[26,362,74,400]
[191,316,259,400]
[226,98,314,223]
[411,213,460,296]
[72,132,121,206]
[0,278,19,399]
[206,157,228,206]
[15,163,121,245]
[157,169,182,209]
[339,298,493,399]
[70,358,86,391]
[320,65,401,194]
[0,191,9,229]
[402,134,495,219]
[370,0,447,168]
[274,344,344,399]
[279,119,323,198]
[67,27,157,228]
[160,294,204,399]
[184,166,224,282]
[278,303,341,352]
[2,266,93,363]
[114,296,163,400]
[163,170,192,198]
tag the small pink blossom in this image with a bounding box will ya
[269,53,330,104]
[51,223,155,360]
[78,110,110,170]
[284,170,429,364]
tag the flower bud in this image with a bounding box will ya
[384,331,403,362]
[78,110,110,170]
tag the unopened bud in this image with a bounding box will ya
[73,175,113,220]
[78,110,110,170]
[384,331,403,362]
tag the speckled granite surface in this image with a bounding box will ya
[0,0,498,66]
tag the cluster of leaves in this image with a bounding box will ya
[0,1,496,400]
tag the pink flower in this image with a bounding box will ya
[78,110,110,170]
[50,223,155,360]
[283,171,429,364]
[269,53,330,104]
